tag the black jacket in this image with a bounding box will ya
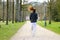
[30,13,38,23]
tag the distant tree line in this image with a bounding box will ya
[0,0,27,25]
[47,0,60,23]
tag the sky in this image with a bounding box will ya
[2,0,48,3]
[28,0,48,3]
[2,0,48,2]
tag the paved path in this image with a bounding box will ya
[10,21,60,40]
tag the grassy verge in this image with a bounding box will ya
[0,21,25,40]
[37,21,60,34]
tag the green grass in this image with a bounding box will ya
[37,21,60,34]
[0,21,25,40]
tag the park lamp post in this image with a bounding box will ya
[44,1,47,27]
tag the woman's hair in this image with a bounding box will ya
[29,6,36,13]
[33,9,36,13]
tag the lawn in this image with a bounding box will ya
[0,21,25,40]
[37,21,60,34]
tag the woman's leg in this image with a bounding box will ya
[32,22,36,36]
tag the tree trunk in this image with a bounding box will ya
[6,0,9,25]
[20,0,22,22]
[49,0,52,24]
[15,0,19,22]
[12,0,14,23]
[3,0,5,22]
[49,3,51,24]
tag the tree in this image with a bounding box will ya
[19,0,22,22]
[52,7,58,21]
[15,0,22,22]
[2,0,5,22]
[0,0,1,4]
[22,4,28,21]
[6,0,9,25]
[51,1,59,21]
[48,0,60,22]
[8,0,11,21]
[15,0,21,22]
[56,0,60,21]
[48,0,55,24]
[12,0,14,23]
[0,0,2,21]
